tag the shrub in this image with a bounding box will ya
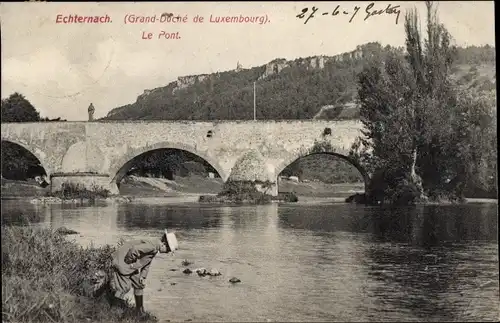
[199,181,274,204]
[273,191,299,202]
[48,182,111,201]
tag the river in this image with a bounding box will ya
[1,198,499,322]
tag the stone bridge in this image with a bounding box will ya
[1,120,367,196]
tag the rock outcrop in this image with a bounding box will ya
[104,42,389,118]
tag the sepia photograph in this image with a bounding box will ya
[1,1,498,322]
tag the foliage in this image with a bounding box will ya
[356,1,497,204]
[348,137,374,175]
[1,93,40,122]
[1,141,45,180]
[40,117,67,122]
[454,88,497,198]
[103,43,385,121]
[1,93,67,181]
[281,156,363,184]
[218,180,273,202]
[309,140,334,154]
[1,93,46,180]
[281,140,364,184]
[1,92,67,123]
[47,182,111,201]
[125,149,219,179]
[102,42,494,122]
[454,45,495,65]
[199,180,273,204]
[274,191,299,202]
[1,225,157,323]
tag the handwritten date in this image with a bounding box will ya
[296,3,401,25]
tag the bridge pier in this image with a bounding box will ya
[50,173,119,195]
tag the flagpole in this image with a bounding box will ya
[253,81,256,121]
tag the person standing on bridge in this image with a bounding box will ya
[109,229,178,315]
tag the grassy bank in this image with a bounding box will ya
[1,178,50,197]
[278,180,364,198]
[1,225,157,323]
[119,176,363,199]
[119,175,224,197]
[1,176,364,199]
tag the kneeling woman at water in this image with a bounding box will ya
[110,229,178,315]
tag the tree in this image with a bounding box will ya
[357,1,497,204]
[357,1,463,204]
[1,93,41,122]
[1,93,52,181]
[357,51,423,204]
[454,88,497,198]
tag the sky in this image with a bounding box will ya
[0,1,495,121]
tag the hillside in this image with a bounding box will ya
[102,43,496,121]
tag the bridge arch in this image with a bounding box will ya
[108,141,228,185]
[274,151,369,193]
[0,138,52,177]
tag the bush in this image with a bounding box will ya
[367,168,425,206]
[345,193,367,204]
[273,191,299,202]
[1,225,157,323]
[199,181,273,204]
[47,182,111,201]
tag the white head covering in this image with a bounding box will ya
[163,229,178,252]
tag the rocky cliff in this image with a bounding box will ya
[103,43,495,121]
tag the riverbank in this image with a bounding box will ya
[1,225,157,323]
[1,176,363,198]
[120,176,364,199]
[28,195,134,205]
[2,177,496,205]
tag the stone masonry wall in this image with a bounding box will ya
[1,120,364,193]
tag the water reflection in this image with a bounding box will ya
[364,205,498,322]
[119,204,223,231]
[1,199,498,322]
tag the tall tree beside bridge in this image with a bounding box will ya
[356,1,497,204]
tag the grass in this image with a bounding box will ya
[119,175,224,197]
[1,223,157,323]
[0,178,50,197]
[47,182,111,201]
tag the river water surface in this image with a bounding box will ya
[2,199,499,322]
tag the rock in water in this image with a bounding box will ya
[229,277,241,284]
[182,268,192,274]
[182,259,192,266]
[195,268,208,276]
[209,268,221,276]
